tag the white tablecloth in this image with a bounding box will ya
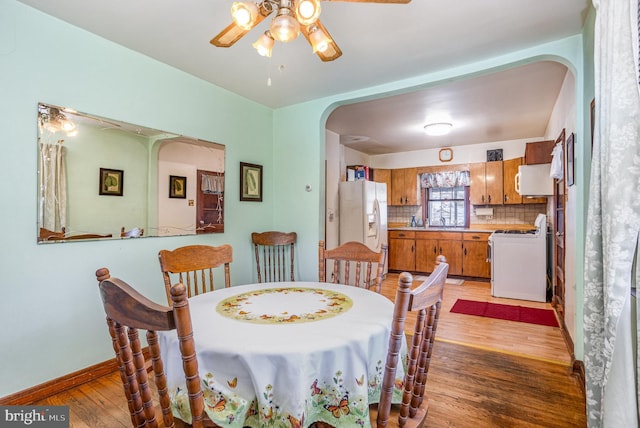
[159,282,406,428]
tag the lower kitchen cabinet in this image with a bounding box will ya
[388,230,415,271]
[389,230,490,279]
[414,231,462,276]
[462,232,491,278]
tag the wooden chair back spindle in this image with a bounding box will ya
[158,244,233,305]
[373,256,449,428]
[251,231,297,283]
[318,240,388,293]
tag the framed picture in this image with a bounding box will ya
[99,168,124,196]
[169,175,187,198]
[566,132,575,187]
[240,162,263,202]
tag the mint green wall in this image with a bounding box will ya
[63,124,149,236]
[0,0,593,398]
[0,1,274,396]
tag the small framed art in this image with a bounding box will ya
[169,175,187,198]
[240,162,263,202]
[99,168,124,196]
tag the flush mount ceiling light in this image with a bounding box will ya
[424,122,453,136]
[210,0,411,62]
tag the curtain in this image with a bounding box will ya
[420,171,469,188]
[201,173,224,194]
[38,143,67,232]
[584,0,640,426]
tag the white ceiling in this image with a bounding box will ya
[18,0,590,154]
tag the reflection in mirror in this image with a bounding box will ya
[37,102,225,243]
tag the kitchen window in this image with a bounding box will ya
[419,171,470,227]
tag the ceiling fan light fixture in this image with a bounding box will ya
[231,2,259,29]
[308,25,331,53]
[270,7,300,42]
[424,122,453,136]
[252,31,275,57]
[295,0,321,25]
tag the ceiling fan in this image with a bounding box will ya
[210,0,411,62]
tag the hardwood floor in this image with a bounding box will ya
[35,274,586,427]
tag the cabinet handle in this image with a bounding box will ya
[400,197,403,204]
[481,195,485,203]
[504,194,508,202]
[464,248,467,256]
[488,195,492,203]
[404,196,408,204]
[433,246,437,254]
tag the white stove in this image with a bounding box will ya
[488,214,548,302]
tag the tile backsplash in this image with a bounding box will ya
[388,204,546,226]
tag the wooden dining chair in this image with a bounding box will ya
[318,240,388,293]
[39,227,66,241]
[371,256,449,428]
[251,231,297,283]
[94,268,214,428]
[158,244,232,304]
[121,226,144,237]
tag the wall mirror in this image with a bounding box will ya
[37,102,225,243]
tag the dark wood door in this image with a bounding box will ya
[552,130,566,318]
[196,169,224,234]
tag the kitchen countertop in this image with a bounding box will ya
[388,223,536,233]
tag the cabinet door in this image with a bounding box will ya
[469,162,487,205]
[390,169,406,206]
[389,238,415,271]
[415,238,438,273]
[462,240,491,278]
[403,167,419,205]
[502,158,523,204]
[390,168,420,206]
[373,169,392,204]
[438,240,462,276]
[485,161,503,205]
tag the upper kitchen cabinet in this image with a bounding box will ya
[504,157,547,204]
[390,168,420,206]
[469,162,503,205]
[373,168,392,203]
[502,158,523,204]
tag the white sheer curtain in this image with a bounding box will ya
[584,0,640,426]
[38,143,67,231]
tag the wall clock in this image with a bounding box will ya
[439,148,453,162]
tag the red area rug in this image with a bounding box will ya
[450,299,559,327]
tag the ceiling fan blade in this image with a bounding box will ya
[321,0,411,3]
[301,20,342,62]
[210,6,272,48]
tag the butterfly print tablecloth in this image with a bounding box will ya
[159,282,406,428]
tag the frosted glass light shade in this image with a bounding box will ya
[309,27,331,53]
[424,122,453,136]
[252,32,274,57]
[296,0,321,25]
[270,11,300,42]
[231,2,259,29]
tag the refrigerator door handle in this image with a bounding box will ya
[372,198,381,251]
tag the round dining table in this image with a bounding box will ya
[158,281,406,428]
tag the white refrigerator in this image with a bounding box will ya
[339,181,388,274]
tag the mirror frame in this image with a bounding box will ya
[37,102,225,243]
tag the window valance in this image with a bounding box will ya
[420,171,470,188]
[201,173,224,194]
